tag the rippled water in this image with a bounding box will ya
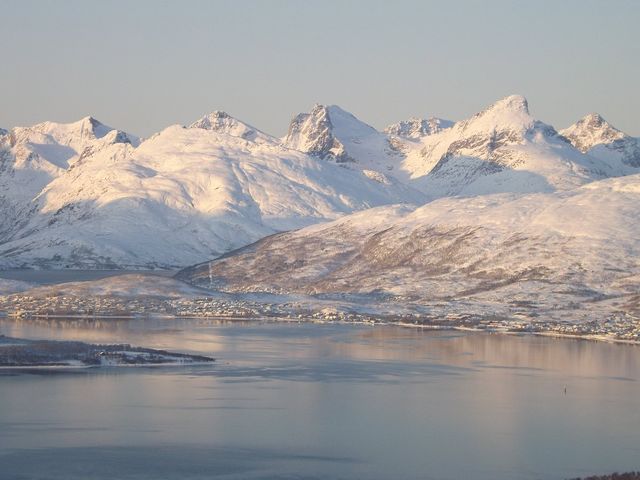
[1,318,639,479]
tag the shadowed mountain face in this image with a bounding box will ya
[1,95,639,269]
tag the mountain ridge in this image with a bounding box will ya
[1,95,638,269]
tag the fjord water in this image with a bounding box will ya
[0,319,639,480]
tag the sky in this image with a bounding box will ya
[1,0,639,137]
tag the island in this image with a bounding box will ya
[0,335,214,368]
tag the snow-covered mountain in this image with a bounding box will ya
[384,117,453,139]
[0,117,138,241]
[283,104,411,173]
[282,97,635,199]
[561,113,625,152]
[560,113,640,172]
[1,95,639,270]
[398,95,618,197]
[0,114,423,269]
[189,111,275,144]
[179,173,640,322]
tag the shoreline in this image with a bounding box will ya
[2,312,639,346]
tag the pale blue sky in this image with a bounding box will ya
[2,0,639,137]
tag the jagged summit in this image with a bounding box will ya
[189,111,273,144]
[76,116,140,146]
[29,115,105,138]
[487,94,530,114]
[0,110,424,269]
[321,104,379,138]
[283,103,397,167]
[581,112,608,125]
[189,110,233,127]
[1,96,639,270]
[561,113,640,169]
[385,117,454,139]
[76,115,111,139]
[458,95,532,130]
[568,112,616,133]
[560,113,626,153]
[456,94,536,135]
[399,94,605,197]
[4,115,139,148]
[284,104,356,162]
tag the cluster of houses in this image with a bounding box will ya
[0,293,638,342]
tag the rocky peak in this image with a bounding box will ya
[560,113,626,153]
[102,129,136,146]
[425,95,569,185]
[284,104,352,162]
[189,111,270,143]
[74,116,111,140]
[487,94,530,115]
[452,95,538,140]
[385,117,453,139]
[284,103,386,163]
[189,111,232,129]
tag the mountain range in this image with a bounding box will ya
[1,95,639,271]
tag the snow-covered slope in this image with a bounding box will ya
[384,117,453,139]
[180,173,640,322]
[282,97,627,199]
[560,113,640,173]
[0,278,34,295]
[1,96,639,271]
[0,116,424,269]
[189,111,275,144]
[0,117,138,241]
[6,274,212,299]
[400,95,612,197]
[283,104,411,173]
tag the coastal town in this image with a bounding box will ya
[1,291,639,343]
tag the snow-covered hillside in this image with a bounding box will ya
[283,104,414,173]
[179,173,640,325]
[560,113,640,173]
[0,115,423,269]
[399,95,621,196]
[0,117,138,241]
[189,111,275,144]
[281,96,638,198]
[1,95,639,270]
[384,117,453,139]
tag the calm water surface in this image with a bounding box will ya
[0,318,639,480]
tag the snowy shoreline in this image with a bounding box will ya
[0,335,215,369]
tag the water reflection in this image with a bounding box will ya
[1,318,639,480]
